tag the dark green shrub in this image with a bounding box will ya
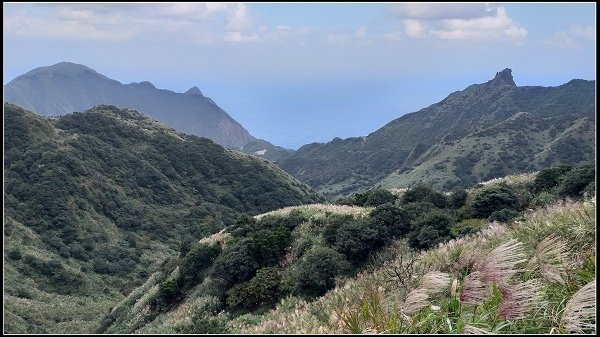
[557,163,595,198]
[225,267,281,310]
[488,208,520,223]
[399,202,435,224]
[179,242,222,288]
[532,165,572,192]
[286,246,350,298]
[208,238,259,288]
[322,214,355,245]
[408,226,444,250]
[408,210,455,250]
[7,249,22,260]
[531,191,558,207]
[156,279,180,306]
[402,186,433,204]
[369,203,411,237]
[229,214,257,237]
[276,209,308,230]
[333,219,382,263]
[353,191,371,206]
[584,181,595,197]
[365,189,397,206]
[248,226,291,267]
[178,238,193,258]
[427,191,448,208]
[471,183,519,218]
[402,186,447,208]
[449,188,468,209]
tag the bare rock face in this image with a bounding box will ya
[184,86,203,96]
[489,68,516,87]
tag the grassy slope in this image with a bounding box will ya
[378,112,595,190]
[4,215,173,334]
[234,197,595,333]
[101,171,596,334]
[96,204,372,333]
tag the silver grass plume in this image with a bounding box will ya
[497,279,542,320]
[460,272,486,306]
[529,235,569,284]
[456,244,480,271]
[560,279,596,333]
[462,325,492,334]
[401,288,429,316]
[478,239,526,283]
[420,271,451,295]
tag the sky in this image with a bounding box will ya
[3,2,596,149]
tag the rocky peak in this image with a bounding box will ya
[489,68,516,87]
[184,86,203,96]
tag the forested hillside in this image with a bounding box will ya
[279,70,595,196]
[94,162,594,333]
[3,103,320,333]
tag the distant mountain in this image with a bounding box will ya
[3,102,320,333]
[4,62,256,148]
[278,69,595,196]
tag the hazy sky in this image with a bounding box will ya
[3,3,596,149]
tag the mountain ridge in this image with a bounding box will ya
[4,62,256,149]
[278,70,595,196]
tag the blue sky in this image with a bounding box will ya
[3,3,596,149]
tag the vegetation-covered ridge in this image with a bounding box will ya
[95,162,595,333]
[4,62,256,148]
[3,102,321,334]
[237,197,596,334]
[278,70,595,196]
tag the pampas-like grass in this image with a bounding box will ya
[459,272,486,306]
[560,279,596,333]
[529,235,569,284]
[420,271,451,296]
[462,324,492,334]
[497,279,542,320]
[478,239,526,283]
[401,288,429,316]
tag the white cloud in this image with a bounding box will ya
[388,3,492,20]
[542,23,596,48]
[569,24,595,41]
[404,20,425,39]
[3,3,266,44]
[325,26,372,46]
[3,8,137,41]
[355,25,367,38]
[429,7,527,41]
[224,31,261,43]
[385,5,527,42]
[384,30,403,42]
[504,26,528,40]
[225,4,253,31]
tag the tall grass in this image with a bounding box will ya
[235,198,596,334]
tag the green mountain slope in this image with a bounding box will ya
[95,164,595,334]
[3,103,321,333]
[4,62,255,148]
[239,138,295,162]
[278,70,595,196]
